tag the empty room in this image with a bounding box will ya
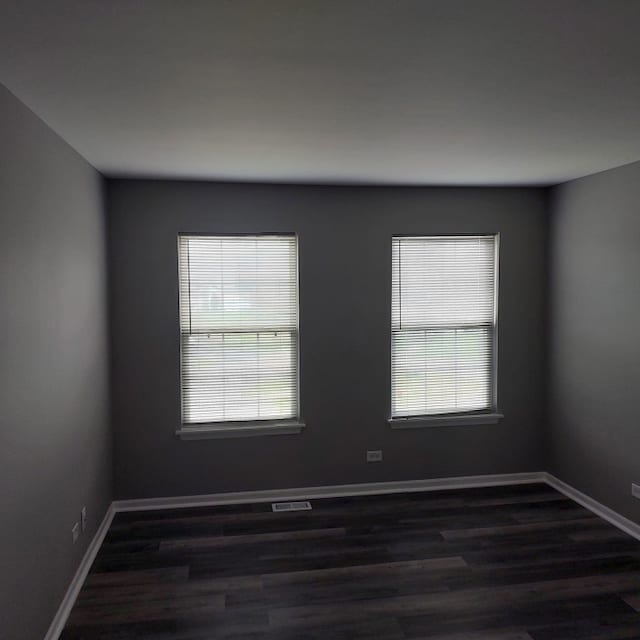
[2,1,640,638]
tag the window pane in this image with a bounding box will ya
[178,235,298,424]
[182,332,297,423]
[179,236,297,333]
[392,326,493,416]
[391,236,497,418]
[392,236,495,330]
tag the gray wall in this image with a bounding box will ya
[108,180,548,499]
[0,85,112,640]
[549,161,640,524]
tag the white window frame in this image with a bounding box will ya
[388,234,503,429]
[175,233,304,440]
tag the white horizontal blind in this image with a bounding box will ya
[178,235,298,424]
[391,235,497,417]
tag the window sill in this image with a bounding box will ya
[176,420,305,440]
[388,412,504,429]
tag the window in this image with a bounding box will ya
[391,235,498,420]
[178,235,299,429]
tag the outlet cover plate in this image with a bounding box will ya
[367,450,383,463]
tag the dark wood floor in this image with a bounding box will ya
[61,483,640,639]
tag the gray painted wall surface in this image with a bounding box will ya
[108,180,548,499]
[549,162,640,525]
[0,85,112,640]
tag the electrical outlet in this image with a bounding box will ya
[72,522,80,544]
[632,483,640,499]
[81,506,87,531]
[366,450,383,463]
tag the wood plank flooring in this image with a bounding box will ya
[61,483,640,639]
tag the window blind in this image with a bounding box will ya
[391,235,498,417]
[178,235,298,424]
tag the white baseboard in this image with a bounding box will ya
[112,471,546,512]
[544,473,640,542]
[44,504,115,640]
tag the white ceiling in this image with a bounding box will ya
[2,0,640,185]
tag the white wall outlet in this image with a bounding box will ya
[632,483,640,499]
[72,522,80,544]
[366,450,383,463]
[81,506,87,531]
